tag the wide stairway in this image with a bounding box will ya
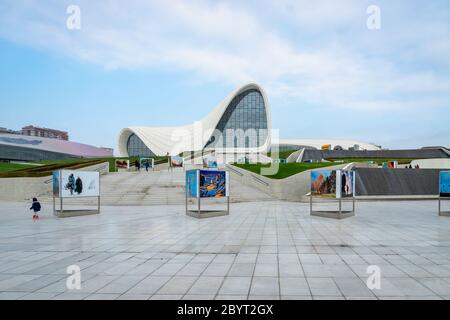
[49,167,274,206]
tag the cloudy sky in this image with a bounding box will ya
[0,0,449,150]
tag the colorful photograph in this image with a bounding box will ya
[339,170,355,198]
[115,159,130,169]
[203,156,218,168]
[311,170,337,197]
[388,161,398,169]
[440,171,450,198]
[199,170,226,198]
[140,158,154,170]
[52,170,60,197]
[170,156,184,167]
[186,170,198,198]
[60,171,99,198]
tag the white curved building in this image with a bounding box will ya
[117,83,379,160]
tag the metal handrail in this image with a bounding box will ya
[227,164,270,187]
[251,174,270,187]
[225,164,244,176]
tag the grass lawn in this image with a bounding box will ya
[266,150,299,160]
[0,163,36,173]
[0,156,170,178]
[233,162,342,179]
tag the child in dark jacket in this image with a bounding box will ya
[30,197,41,220]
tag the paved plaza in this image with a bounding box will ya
[0,200,450,300]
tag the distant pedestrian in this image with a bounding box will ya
[145,160,150,172]
[135,160,141,171]
[30,197,41,220]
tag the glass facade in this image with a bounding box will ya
[127,134,155,157]
[205,89,268,149]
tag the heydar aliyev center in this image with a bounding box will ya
[118,83,379,162]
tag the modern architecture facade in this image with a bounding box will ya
[118,83,379,161]
[0,133,113,162]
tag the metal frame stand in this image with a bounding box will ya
[53,195,100,217]
[310,195,355,219]
[438,197,450,217]
[186,194,230,219]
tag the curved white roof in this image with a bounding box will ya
[118,83,271,156]
[118,83,380,157]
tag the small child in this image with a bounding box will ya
[30,197,41,220]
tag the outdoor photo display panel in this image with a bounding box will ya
[171,156,184,167]
[140,158,154,169]
[186,169,199,198]
[337,170,355,198]
[311,170,355,198]
[199,170,227,198]
[60,170,100,198]
[440,171,450,198]
[115,159,130,169]
[311,170,337,197]
[52,170,60,197]
[203,156,218,168]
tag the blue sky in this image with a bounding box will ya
[0,0,449,150]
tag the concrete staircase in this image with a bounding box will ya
[41,167,274,206]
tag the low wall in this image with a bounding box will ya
[227,165,443,201]
[300,148,449,162]
[0,162,110,201]
[410,158,450,169]
[355,168,440,196]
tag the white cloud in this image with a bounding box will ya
[0,0,449,112]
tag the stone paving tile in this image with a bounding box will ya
[280,277,310,296]
[19,292,59,300]
[203,263,232,276]
[97,275,146,294]
[7,275,64,292]
[248,295,280,300]
[157,276,198,295]
[219,277,252,296]
[116,294,150,300]
[85,293,120,300]
[127,276,171,294]
[228,263,255,277]
[416,278,450,296]
[1,200,450,300]
[334,277,376,298]
[250,277,279,296]
[52,292,91,300]
[215,295,248,300]
[278,263,304,277]
[281,295,313,300]
[188,277,224,295]
[0,291,28,300]
[151,263,187,276]
[307,278,342,297]
[182,294,215,300]
[254,264,278,277]
[150,294,183,300]
[176,263,209,276]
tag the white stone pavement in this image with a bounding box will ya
[0,200,450,300]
